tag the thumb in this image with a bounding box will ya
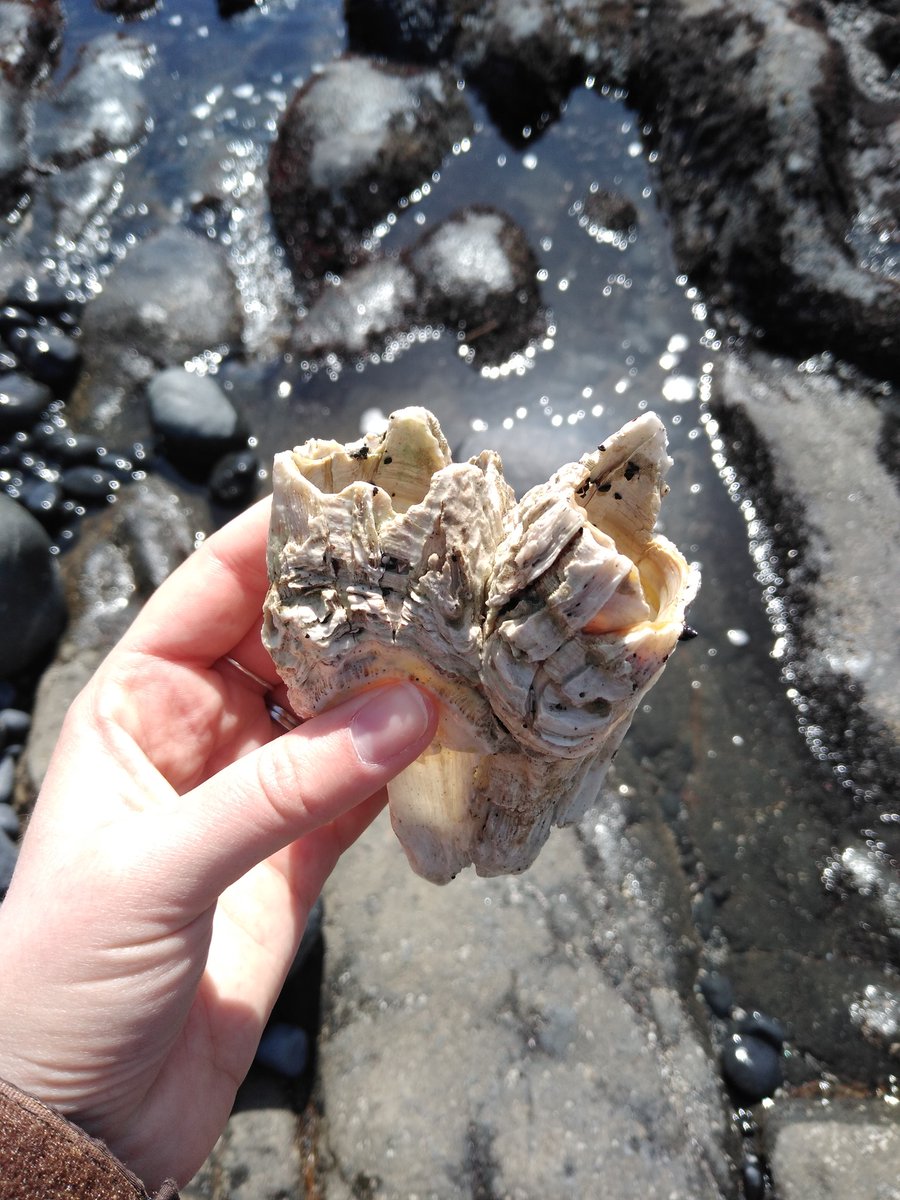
[155,682,437,913]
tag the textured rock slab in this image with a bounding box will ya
[760,1099,900,1200]
[709,349,900,802]
[315,800,730,1198]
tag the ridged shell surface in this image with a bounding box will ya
[263,407,697,883]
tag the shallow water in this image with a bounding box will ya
[8,0,897,1090]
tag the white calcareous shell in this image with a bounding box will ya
[263,407,697,883]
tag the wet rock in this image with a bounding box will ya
[18,476,64,527]
[735,1009,787,1049]
[73,225,242,437]
[0,0,63,89]
[720,1031,783,1101]
[0,492,66,677]
[19,477,195,799]
[5,324,81,393]
[31,34,153,171]
[95,0,158,15]
[699,970,735,1019]
[345,0,460,63]
[580,186,638,235]
[59,463,121,504]
[314,795,731,1199]
[637,0,900,378]
[0,799,18,836]
[0,827,16,896]
[0,78,26,211]
[0,372,51,435]
[709,349,900,805]
[268,56,472,278]
[1,276,83,321]
[293,258,418,359]
[147,367,247,479]
[408,206,542,363]
[760,1099,900,1200]
[32,424,104,464]
[0,708,30,744]
[44,156,123,245]
[255,1024,309,1079]
[208,447,259,507]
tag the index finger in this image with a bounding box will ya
[121,495,273,666]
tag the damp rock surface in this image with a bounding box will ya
[0,492,66,677]
[293,258,418,358]
[268,55,473,277]
[761,1099,900,1200]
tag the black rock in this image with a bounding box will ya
[0,373,53,436]
[255,1022,309,1079]
[0,351,16,372]
[409,206,543,364]
[581,188,638,235]
[0,827,17,896]
[95,0,159,15]
[0,708,31,745]
[0,305,34,336]
[209,448,259,506]
[4,325,82,394]
[147,367,247,479]
[741,1155,766,1200]
[345,0,459,62]
[0,800,18,838]
[59,464,119,503]
[736,1009,787,1049]
[698,970,735,1018]
[0,78,27,212]
[721,1032,784,1101]
[216,0,258,15]
[0,0,64,89]
[3,277,84,321]
[0,753,12,804]
[32,424,105,464]
[31,33,153,171]
[0,492,66,676]
[18,476,64,526]
[268,55,472,278]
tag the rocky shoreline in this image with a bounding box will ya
[2,1,898,1197]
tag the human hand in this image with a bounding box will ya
[0,498,437,1188]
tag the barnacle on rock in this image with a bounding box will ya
[263,407,697,883]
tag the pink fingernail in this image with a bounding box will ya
[350,684,431,766]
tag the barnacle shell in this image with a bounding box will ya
[263,407,697,883]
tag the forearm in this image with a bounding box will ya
[0,1079,179,1200]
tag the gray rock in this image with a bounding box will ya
[315,797,730,1199]
[409,206,543,364]
[0,826,16,895]
[0,371,52,435]
[31,33,153,171]
[293,258,418,359]
[0,0,62,89]
[147,367,247,479]
[638,0,899,377]
[0,493,66,677]
[709,349,900,802]
[268,55,473,278]
[19,478,195,800]
[760,1099,900,1200]
[0,77,26,211]
[73,226,242,438]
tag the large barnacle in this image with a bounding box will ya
[263,407,697,883]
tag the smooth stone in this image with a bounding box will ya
[147,368,247,478]
[698,969,734,1018]
[18,476,65,526]
[59,464,119,503]
[32,424,105,464]
[0,709,30,743]
[0,828,17,896]
[0,754,13,804]
[4,325,82,393]
[0,373,53,436]
[2,277,84,320]
[0,305,34,335]
[255,1024,309,1079]
[293,259,419,359]
[0,492,66,676]
[741,1155,766,1200]
[208,448,259,506]
[721,1031,784,1101]
[736,1008,787,1048]
[0,799,18,838]
[0,351,16,372]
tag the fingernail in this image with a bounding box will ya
[350,684,431,766]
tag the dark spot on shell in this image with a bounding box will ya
[597,482,612,493]
[383,454,393,464]
[623,460,640,481]
[349,444,369,460]
[613,491,622,500]
[679,625,699,641]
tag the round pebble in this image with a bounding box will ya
[19,476,65,526]
[1,710,31,743]
[741,1155,766,1200]
[33,424,105,464]
[721,1032,783,1100]
[698,970,734,1018]
[60,464,119,503]
[0,306,35,337]
[209,448,259,506]
[0,800,19,838]
[7,325,83,393]
[0,755,14,805]
[255,1023,309,1078]
[0,374,53,436]
[736,1009,787,1049]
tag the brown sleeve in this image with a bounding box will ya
[0,1079,179,1200]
